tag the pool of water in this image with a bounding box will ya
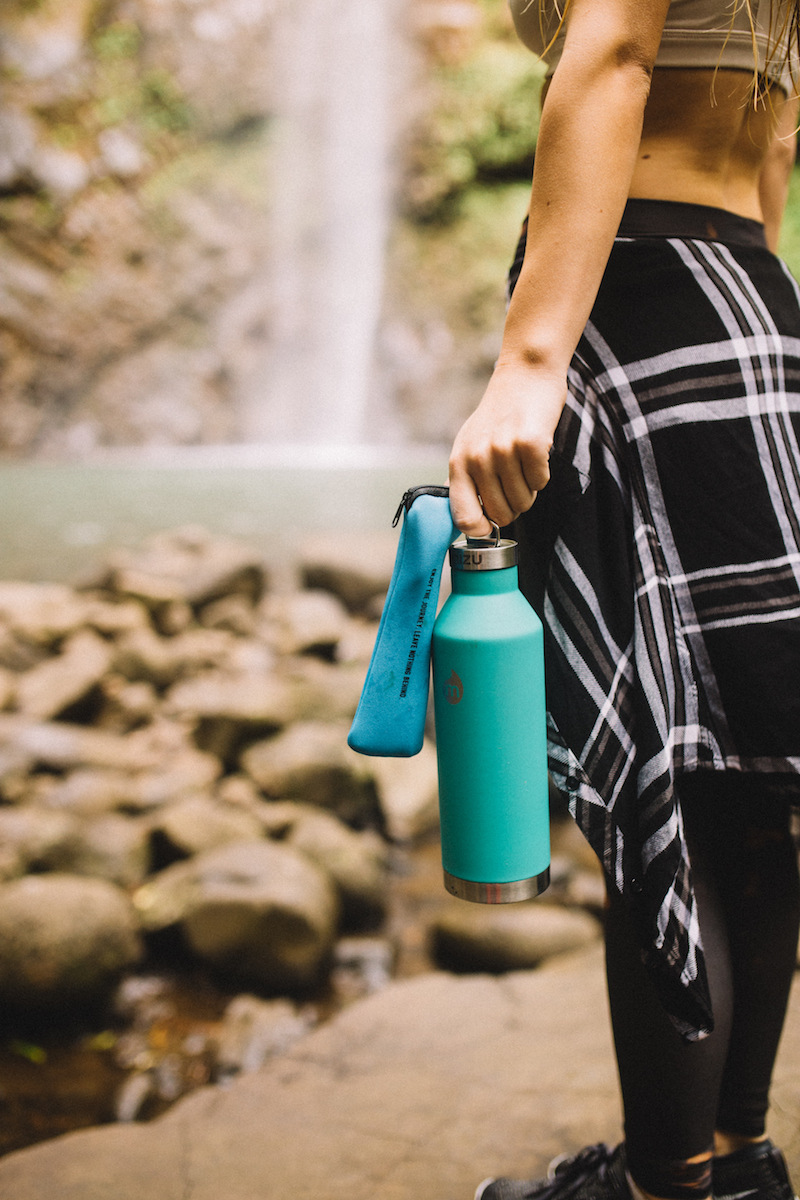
[0,445,449,581]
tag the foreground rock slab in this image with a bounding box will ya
[2,947,799,1200]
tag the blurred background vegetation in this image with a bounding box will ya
[0,0,799,455]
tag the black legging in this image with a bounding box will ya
[605,772,800,1199]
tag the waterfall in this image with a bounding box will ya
[243,0,397,446]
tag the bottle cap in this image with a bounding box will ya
[449,525,518,571]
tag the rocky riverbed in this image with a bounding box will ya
[0,525,606,1156]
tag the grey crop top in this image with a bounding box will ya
[509,0,796,91]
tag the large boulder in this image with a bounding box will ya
[259,590,349,657]
[14,629,112,720]
[104,528,267,609]
[241,721,378,827]
[133,839,339,991]
[0,806,79,875]
[299,534,397,615]
[283,807,388,925]
[0,715,164,772]
[164,668,299,761]
[281,657,367,723]
[151,792,264,858]
[113,627,236,688]
[63,814,152,888]
[368,742,440,842]
[0,582,91,645]
[0,874,142,1010]
[430,901,601,973]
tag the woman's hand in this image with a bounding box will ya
[448,361,568,537]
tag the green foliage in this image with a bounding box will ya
[92,20,142,61]
[778,166,800,280]
[88,20,194,145]
[405,41,544,223]
[9,1040,47,1065]
[140,70,192,133]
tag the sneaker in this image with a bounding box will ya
[713,1141,798,1200]
[475,1143,631,1200]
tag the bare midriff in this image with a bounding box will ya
[629,67,786,219]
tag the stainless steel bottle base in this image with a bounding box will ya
[443,867,550,904]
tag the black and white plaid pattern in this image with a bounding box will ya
[512,205,800,1039]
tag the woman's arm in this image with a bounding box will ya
[759,93,798,253]
[448,0,671,536]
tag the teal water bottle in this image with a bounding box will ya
[432,530,550,902]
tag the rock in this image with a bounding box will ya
[0,806,79,872]
[286,810,387,924]
[133,840,339,990]
[152,793,264,858]
[0,582,90,645]
[126,750,222,811]
[15,629,112,720]
[0,874,142,1010]
[139,0,277,138]
[217,995,312,1078]
[30,145,89,200]
[97,677,160,732]
[113,627,235,688]
[281,657,367,722]
[214,773,267,812]
[0,946,633,1200]
[97,128,147,179]
[565,871,608,914]
[368,742,440,842]
[77,597,150,637]
[0,716,165,772]
[104,527,267,609]
[198,595,258,636]
[164,670,299,761]
[336,618,380,665]
[259,590,349,656]
[64,815,151,888]
[151,600,195,638]
[214,798,388,922]
[0,0,93,84]
[241,721,379,827]
[0,740,36,802]
[0,108,36,190]
[430,901,601,973]
[300,534,397,614]
[0,844,25,883]
[0,666,15,711]
[550,817,603,875]
[131,860,198,932]
[0,626,48,673]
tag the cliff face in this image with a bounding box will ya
[0,0,542,456]
[0,0,277,456]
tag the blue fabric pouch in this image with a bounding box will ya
[348,486,458,757]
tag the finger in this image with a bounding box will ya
[495,456,538,517]
[518,437,553,496]
[447,465,493,537]
[472,470,519,529]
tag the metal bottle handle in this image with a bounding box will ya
[465,521,501,548]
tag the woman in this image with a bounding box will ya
[446,3,800,1200]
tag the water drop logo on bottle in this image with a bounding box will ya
[432,529,550,903]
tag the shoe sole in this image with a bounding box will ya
[475,1178,496,1200]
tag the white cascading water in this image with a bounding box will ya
[243,0,396,446]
